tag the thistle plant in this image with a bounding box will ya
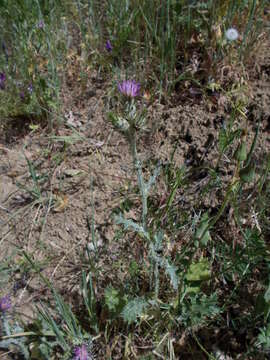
[109,80,149,231]
[108,80,178,300]
[0,295,30,358]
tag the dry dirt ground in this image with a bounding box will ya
[0,35,269,358]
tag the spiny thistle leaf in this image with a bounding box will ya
[115,214,150,240]
[0,318,30,359]
[121,298,148,325]
[188,293,220,326]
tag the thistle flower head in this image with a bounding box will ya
[0,295,11,313]
[118,80,140,98]
[73,344,93,360]
[225,28,239,41]
[105,40,113,52]
[0,72,6,90]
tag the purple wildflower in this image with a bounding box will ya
[2,42,9,63]
[28,83,33,94]
[20,91,25,100]
[37,20,44,29]
[105,40,113,52]
[118,80,140,98]
[73,344,92,360]
[0,72,6,90]
[0,295,11,313]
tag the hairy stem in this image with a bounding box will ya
[128,127,148,233]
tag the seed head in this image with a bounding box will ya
[225,28,239,41]
[0,295,11,313]
[118,80,140,98]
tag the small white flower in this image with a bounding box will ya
[225,28,239,41]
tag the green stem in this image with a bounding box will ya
[245,119,260,167]
[128,127,148,233]
[198,180,236,243]
[192,331,216,360]
[258,152,270,195]
[154,258,159,300]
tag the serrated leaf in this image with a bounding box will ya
[121,298,148,325]
[186,285,201,294]
[189,293,220,325]
[115,214,150,240]
[186,258,211,282]
[105,287,120,312]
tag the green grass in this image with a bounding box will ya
[0,0,269,359]
[0,0,267,121]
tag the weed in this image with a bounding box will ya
[0,1,269,358]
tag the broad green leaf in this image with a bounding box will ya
[234,142,247,162]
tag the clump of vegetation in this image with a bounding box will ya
[0,0,269,359]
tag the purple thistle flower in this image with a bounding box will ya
[73,344,92,360]
[118,80,140,98]
[105,40,113,52]
[0,295,11,313]
[0,72,6,90]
